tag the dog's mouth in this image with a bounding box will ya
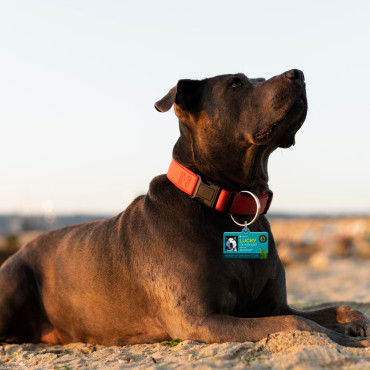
[254,96,307,145]
[254,119,283,142]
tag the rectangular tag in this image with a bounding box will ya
[223,228,268,259]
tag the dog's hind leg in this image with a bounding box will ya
[0,254,52,343]
[286,305,370,338]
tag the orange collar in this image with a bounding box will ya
[167,159,273,216]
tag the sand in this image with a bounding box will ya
[0,258,368,369]
[0,330,369,369]
[286,259,370,305]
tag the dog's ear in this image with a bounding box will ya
[154,79,203,113]
[154,86,177,112]
[175,79,203,112]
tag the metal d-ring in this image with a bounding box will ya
[230,190,261,228]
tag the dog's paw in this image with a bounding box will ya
[344,337,370,348]
[328,330,370,348]
[336,306,370,337]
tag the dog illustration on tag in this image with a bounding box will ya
[225,236,238,251]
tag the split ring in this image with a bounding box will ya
[230,190,261,228]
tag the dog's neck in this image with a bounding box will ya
[172,124,274,195]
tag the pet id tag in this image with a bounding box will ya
[223,228,268,259]
[223,190,268,259]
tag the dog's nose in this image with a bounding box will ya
[284,69,305,82]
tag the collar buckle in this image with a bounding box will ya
[191,176,221,208]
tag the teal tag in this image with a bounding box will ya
[223,228,268,259]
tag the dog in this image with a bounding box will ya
[0,69,369,347]
[226,237,237,251]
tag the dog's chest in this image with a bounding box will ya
[220,260,273,316]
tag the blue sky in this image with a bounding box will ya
[1,0,369,215]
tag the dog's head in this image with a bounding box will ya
[155,70,307,190]
[226,238,236,249]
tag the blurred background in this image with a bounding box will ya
[0,1,369,301]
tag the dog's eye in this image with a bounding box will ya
[231,77,243,88]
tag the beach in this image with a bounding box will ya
[0,218,369,369]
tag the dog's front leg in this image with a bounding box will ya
[286,306,370,337]
[168,313,370,347]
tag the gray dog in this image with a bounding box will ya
[0,69,369,347]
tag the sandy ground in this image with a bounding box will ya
[0,259,369,369]
[286,259,370,305]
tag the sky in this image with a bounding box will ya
[0,0,369,215]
